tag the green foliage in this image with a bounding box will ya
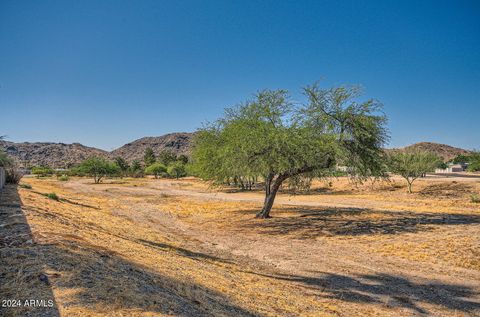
[129,160,144,178]
[437,162,448,169]
[192,83,388,217]
[144,162,167,178]
[158,150,177,166]
[114,157,130,176]
[143,148,156,167]
[177,154,189,164]
[0,150,12,167]
[78,156,120,183]
[46,192,59,201]
[452,154,472,164]
[19,183,32,189]
[466,152,480,172]
[450,152,480,172]
[167,161,186,179]
[387,151,441,193]
[58,175,69,181]
[31,166,54,177]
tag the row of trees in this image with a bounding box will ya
[71,150,189,184]
[143,148,188,179]
[26,148,190,183]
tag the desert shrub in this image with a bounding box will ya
[145,162,167,178]
[5,167,22,184]
[46,192,59,201]
[19,183,32,189]
[167,162,186,179]
[471,194,480,203]
[58,175,69,181]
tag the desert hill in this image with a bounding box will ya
[1,132,194,167]
[389,142,471,161]
[110,132,193,162]
[0,141,109,168]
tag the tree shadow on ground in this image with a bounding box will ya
[0,185,60,317]
[252,271,480,315]
[241,206,480,239]
[36,242,255,316]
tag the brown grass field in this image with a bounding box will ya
[1,175,479,316]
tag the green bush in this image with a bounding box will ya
[144,162,167,178]
[46,192,59,201]
[58,175,69,181]
[19,183,32,189]
[167,162,186,179]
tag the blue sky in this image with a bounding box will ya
[1,0,479,150]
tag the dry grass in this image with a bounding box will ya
[1,175,479,316]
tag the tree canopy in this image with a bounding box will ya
[144,162,167,178]
[143,148,156,167]
[167,161,186,179]
[78,156,119,183]
[192,83,388,218]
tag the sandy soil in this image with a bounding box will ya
[1,175,479,316]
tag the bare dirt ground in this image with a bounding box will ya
[1,175,479,316]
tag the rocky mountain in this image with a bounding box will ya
[0,132,195,167]
[0,141,109,168]
[388,142,471,161]
[110,132,194,162]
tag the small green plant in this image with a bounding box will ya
[471,194,480,203]
[46,193,59,201]
[58,175,69,181]
[19,183,32,189]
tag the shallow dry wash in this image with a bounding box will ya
[1,175,479,316]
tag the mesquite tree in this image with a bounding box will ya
[78,156,119,184]
[387,151,441,193]
[192,83,388,218]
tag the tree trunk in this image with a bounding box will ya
[256,174,285,218]
[407,180,413,193]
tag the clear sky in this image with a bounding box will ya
[1,0,479,151]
